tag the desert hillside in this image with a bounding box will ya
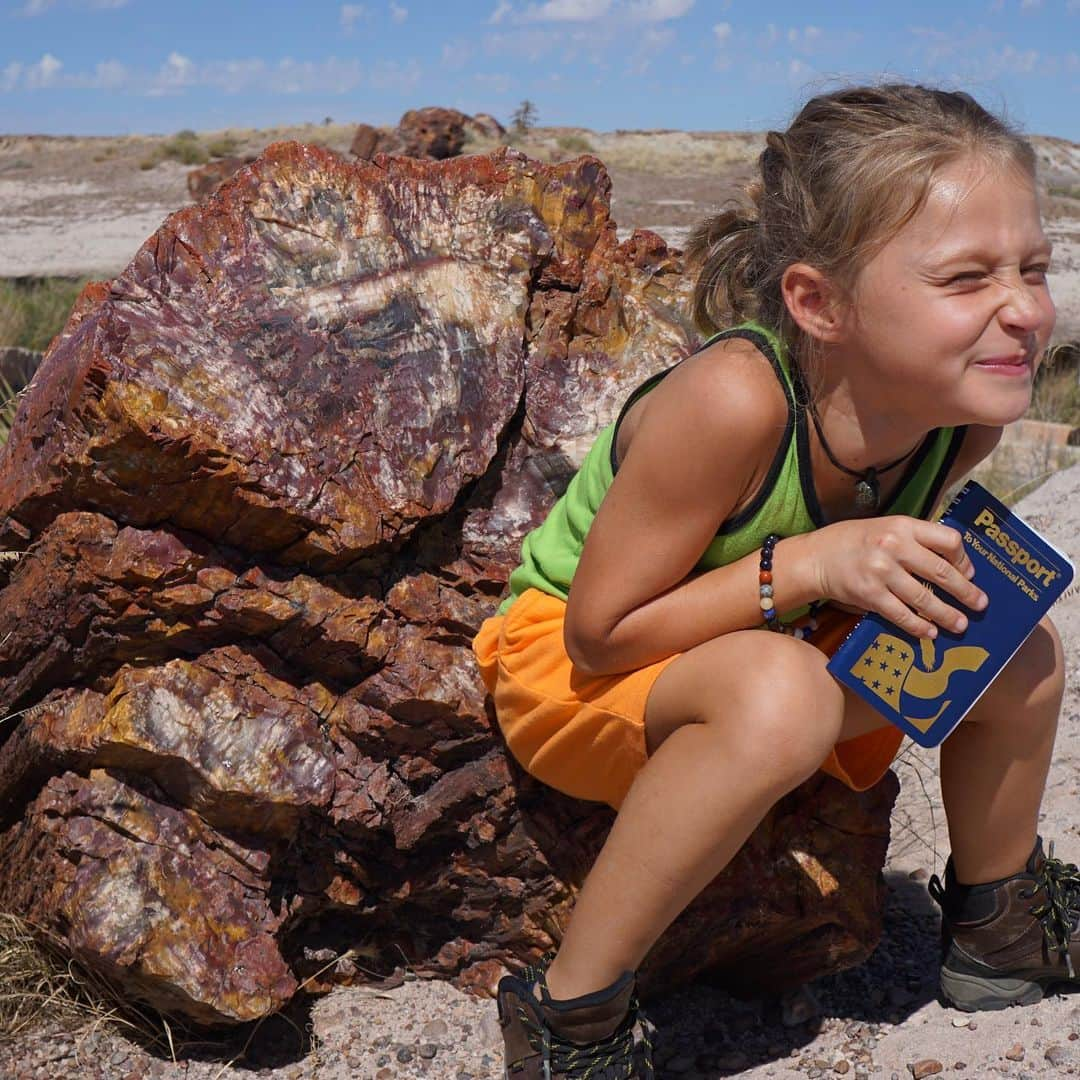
[1,122,1077,344]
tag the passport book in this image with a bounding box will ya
[826,480,1074,748]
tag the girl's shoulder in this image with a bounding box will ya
[650,332,790,439]
[613,331,791,501]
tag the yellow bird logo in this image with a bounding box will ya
[847,632,989,734]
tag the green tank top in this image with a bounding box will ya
[498,321,965,618]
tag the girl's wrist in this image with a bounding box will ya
[767,532,825,613]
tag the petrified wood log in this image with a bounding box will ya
[397,106,467,159]
[349,123,381,160]
[0,142,897,1027]
[467,113,506,140]
[186,156,259,202]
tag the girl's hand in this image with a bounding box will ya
[800,516,988,639]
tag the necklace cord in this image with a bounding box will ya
[806,398,924,480]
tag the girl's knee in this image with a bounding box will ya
[1005,614,1064,709]
[710,634,845,784]
[967,614,1064,730]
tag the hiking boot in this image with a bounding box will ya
[928,836,1080,1012]
[497,955,656,1078]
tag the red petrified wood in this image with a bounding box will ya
[0,143,897,1026]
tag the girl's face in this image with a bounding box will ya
[838,154,1055,429]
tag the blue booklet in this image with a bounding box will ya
[826,480,1074,748]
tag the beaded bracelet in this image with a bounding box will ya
[758,533,820,641]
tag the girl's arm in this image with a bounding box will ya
[564,349,993,678]
[564,339,818,676]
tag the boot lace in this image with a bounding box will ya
[516,956,655,1079]
[1019,840,1080,979]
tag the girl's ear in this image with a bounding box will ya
[781,262,846,344]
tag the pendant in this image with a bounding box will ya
[854,468,879,514]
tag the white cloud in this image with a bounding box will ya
[787,25,822,51]
[1068,0,1080,12]
[624,24,674,73]
[1,62,23,92]
[340,3,368,31]
[1,50,422,98]
[713,21,731,46]
[484,28,566,62]
[19,0,130,10]
[25,52,62,88]
[148,50,194,95]
[627,0,694,21]
[87,58,126,87]
[474,71,511,93]
[789,57,811,78]
[988,43,1040,72]
[761,22,779,48]
[489,0,512,21]
[389,1,407,21]
[523,0,611,21]
[441,40,472,70]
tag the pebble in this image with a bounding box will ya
[909,1060,944,1079]
[951,1017,970,1028]
[1046,1043,1077,1066]
[396,1045,414,1063]
[1005,1043,1025,1061]
[422,1019,449,1040]
[419,1043,439,1059]
[834,1062,850,1075]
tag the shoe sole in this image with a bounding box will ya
[940,967,1047,1012]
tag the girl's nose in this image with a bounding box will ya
[999,275,1048,333]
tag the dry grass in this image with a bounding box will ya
[0,374,23,448]
[0,277,88,352]
[0,911,184,1053]
[0,909,381,1075]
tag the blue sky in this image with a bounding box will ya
[3,0,1079,140]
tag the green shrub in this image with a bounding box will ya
[0,277,90,352]
[1048,183,1080,200]
[161,135,209,165]
[0,374,19,449]
[138,157,158,170]
[206,135,239,159]
[1029,360,1080,427]
[556,133,592,154]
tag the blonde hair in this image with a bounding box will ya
[686,84,1037,361]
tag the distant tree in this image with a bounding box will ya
[510,100,538,138]
[324,116,333,126]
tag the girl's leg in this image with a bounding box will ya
[939,615,1066,884]
[542,629,890,1001]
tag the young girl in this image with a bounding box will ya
[472,83,1073,1079]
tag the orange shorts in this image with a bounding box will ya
[472,588,903,811]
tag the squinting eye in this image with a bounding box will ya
[1023,265,1050,282]
[947,272,984,285]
